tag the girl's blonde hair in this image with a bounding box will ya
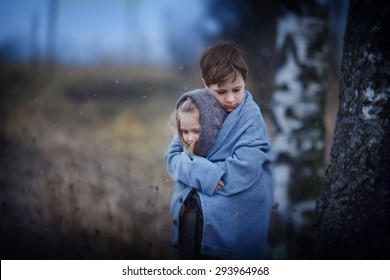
[170,97,199,155]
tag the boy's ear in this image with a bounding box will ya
[202,78,209,89]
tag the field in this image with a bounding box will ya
[0,64,200,259]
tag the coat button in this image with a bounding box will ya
[173,220,177,225]
[179,197,183,203]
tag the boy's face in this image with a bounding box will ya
[204,73,245,112]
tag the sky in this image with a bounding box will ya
[0,0,218,65]
[0,0,348,66]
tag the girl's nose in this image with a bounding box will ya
[189,134,196,142]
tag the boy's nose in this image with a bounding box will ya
[226,93,235,103]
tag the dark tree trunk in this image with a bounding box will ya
[46,0,58,63]
[311,0,390,259]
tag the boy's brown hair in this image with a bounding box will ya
[200,41,249,87]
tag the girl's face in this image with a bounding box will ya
[179,111,200,145]
[204,72,245,112]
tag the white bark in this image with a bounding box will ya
[268,0,329,259]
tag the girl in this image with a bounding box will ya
[170,88,226,259]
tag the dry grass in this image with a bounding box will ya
[0,65,188,259]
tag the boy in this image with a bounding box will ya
[165,41,274,259]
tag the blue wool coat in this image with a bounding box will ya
[164,91,274,259]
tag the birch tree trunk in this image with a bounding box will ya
[268,0,329,258]
[311,0,390,259]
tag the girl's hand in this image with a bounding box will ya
[215,180,224,191]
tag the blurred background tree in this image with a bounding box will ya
[268,0,329,259]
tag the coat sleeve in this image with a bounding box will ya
[214,115,274,196]
[164,136,225,196]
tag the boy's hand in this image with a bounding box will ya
[215,180,224,191]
